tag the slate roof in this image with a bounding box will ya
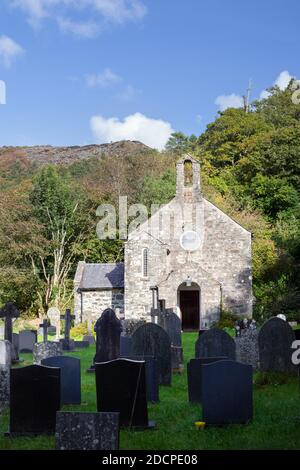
[79,263,124,290]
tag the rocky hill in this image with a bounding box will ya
[0,140,152,166]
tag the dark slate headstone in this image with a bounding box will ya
[90,309,122,370]
[41,356,81,405]
[95,358,154,428]
[120,335,132,357]
[55,412,119,450]
[121,355,159,403]
[19,330,37,353]
[187,357,227,403]
[235,329,259,369]
[12,333,19,361]
[9,365,61,435]
[195,328,236,360]
[258,317,297,374]
[33,341,62,365]
[201,360,253,425]
[131,323,172,386]
[158,311,182,347]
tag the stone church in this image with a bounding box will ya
[74,155,253,330]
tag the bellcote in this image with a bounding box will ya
[176,154,202,202]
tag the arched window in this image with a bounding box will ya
[142,248,149,277]
[184,160,193,187]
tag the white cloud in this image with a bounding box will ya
[86,68,122,87]
[0,35,24,67]
[117,84,141,101]
[260,70,294,99]
[10,0,147,37]
[215,93,244,112]
[90,112,174,150]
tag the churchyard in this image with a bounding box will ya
[0,315,299,450]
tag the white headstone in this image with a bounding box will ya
[47,307,61,340]
[0,340,11,367]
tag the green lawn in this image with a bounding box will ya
[0,333,299,450]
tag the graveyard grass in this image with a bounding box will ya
[0,333,299,450]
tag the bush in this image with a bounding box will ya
[70,321,90,339]
[215,309,238,329]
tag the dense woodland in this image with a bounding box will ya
[0,81,299,323]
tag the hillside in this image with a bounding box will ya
[0,140,152,166]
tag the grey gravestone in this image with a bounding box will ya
[121,355,159,403]
[12,333,20,362]
[42,356,81,405]
[19,330,37,353]
[187,357,227,403]
[258,317,297,374]
[131,323,172,386]
[83,335,95,345]
[95,358,154,428]
[33,341,62,365]
[158,310,182,347]
[201,360,253,425]
[120,335,132,357]
[195,328,236,360]
[0,340,11,411]
[47,307,61,340]
[60,309,76,351]
[9,364,61,435]
[0,340,11,367]
[0,324,4,339]
[55,412,119,450]
[235,329,259,369]
[89,308,122,370]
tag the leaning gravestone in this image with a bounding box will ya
[33,341,62,365]
[187,357,227,403]
[42,356,81,405]
[0,340,11,411]
[258,317,297,374]
[235,329,259,369]
[19,330,37,353]
[89,308,122,371]
[55,412,119,450]
[8,364,61,435]
[131,323,172,386]
[201,360,253,425]
[95,358,154,428]
[195,328,236,360]
[121,355,159,403]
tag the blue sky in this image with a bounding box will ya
[0,0,299,149]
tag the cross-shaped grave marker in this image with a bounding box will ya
[60,309,75,351]
[0,302,20,344]
[39,318,51,343]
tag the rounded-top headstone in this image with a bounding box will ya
[258,316,296,374]
[131,323,172,386]
[93,308,122,364]
[195,328,236,360]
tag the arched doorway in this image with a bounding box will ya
[178,282,200,331]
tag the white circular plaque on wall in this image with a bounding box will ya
[180,230,201,252]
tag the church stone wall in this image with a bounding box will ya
[75,289,124,324]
